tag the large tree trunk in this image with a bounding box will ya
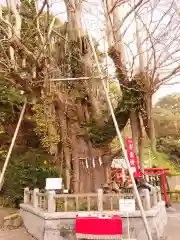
[142,94,156,155]
[63,0,86,192]
[62,0,108,192]
[55,98,72,190]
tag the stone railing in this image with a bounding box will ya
[139,187,162,210]
[21,186,166,240]
[23,186,161,213]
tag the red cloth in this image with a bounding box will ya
[126,137,141,178]
[76,215,122,235]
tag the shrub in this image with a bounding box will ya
[1,151,59,207]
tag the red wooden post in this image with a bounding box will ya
[161,174,169,206]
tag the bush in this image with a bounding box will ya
[1,151,59,207]
[157,137,180,170]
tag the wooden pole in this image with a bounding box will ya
[50,76,108,82]
[0,101,27,191]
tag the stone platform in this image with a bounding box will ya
[20,201,167,240]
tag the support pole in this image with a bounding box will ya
[83,15,153,240]
[50,76,108,82]
[0,101,27,190]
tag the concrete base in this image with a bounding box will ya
[20,202,167,240]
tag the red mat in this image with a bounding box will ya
[76,215,122,236]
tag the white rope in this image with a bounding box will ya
[81,13,153,240]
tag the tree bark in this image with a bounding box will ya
[71,134,80,193]
[44,102,59,158]
[137,115,144,172]
[55,100,72,191]
[142,94,156,154]
[64,0,83,41]
[130,110,139,156]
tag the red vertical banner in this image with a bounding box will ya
[125,138,141,178]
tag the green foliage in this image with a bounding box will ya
[87,95,129,147]
[153,107,180,138]
[32,100,60,151]
[153,94,180,172]
[157,137,180,170]
[121,80,144,113]
[109,82,121,107]
[0,79,24,123]
[33,103,49,149]
[143,147,178,175]
[20,0,62,51]
[0,79,25,160]
[2,150,59,207]
[87,78,146,147]
[154,152,179,175]
[109,82,121,96]
[0,123,4,135]
[154,94,180,138]
[156,93,180,113]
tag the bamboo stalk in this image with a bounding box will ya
[4,213,19,221]
[0,101,27,191]
[50,76,108,81]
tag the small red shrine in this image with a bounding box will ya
[111,166,170,206]
[111,137,170,206]
[144,168,169,206]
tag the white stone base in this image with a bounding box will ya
[20,202,167,240]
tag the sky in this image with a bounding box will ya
[1,0,180,102]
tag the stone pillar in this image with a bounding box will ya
[151,187,158,207]
[139,189,151,210]
[156,186,162,202]
[97,189,103,211]
[47,190,56,213]
[33,188,39,208]
[144,189,151,210]
[24,187,30,204]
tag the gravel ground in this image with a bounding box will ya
[0,208,34,239]
[0,228,34,240]
[0,205,179,239]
